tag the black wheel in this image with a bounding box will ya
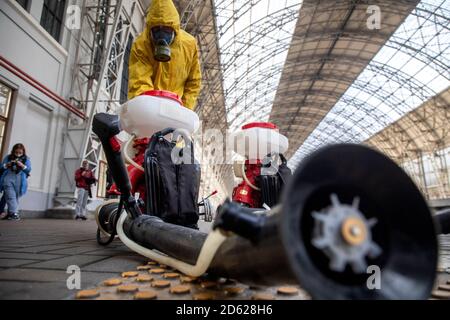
[280,144,438,299]
[95,202,119,246]
[96,227,115,246]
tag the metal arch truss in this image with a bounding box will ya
[289,0,449,166]
[56,0,138,205]
[185,0,303,193]
[214,0,302,131]
[287,0,449,200]
[176,0,235,195]
[365,88,450,200]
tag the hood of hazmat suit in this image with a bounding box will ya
[127,0,201,110]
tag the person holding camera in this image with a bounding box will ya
[74,160,96,220]
[0,143,31,221]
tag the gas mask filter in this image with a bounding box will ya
[151,27,175,62]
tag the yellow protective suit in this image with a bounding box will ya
[128,0,201,110]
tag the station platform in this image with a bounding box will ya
[0,218,449,300]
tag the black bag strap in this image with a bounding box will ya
[148,127,175,155]
[171,129,195,165]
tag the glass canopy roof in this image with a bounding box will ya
[214,0,303,131]
[288,0,449,167]
[213,0,448,169]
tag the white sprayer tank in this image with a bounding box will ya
[119,90,200,137]
[230,122,289,160]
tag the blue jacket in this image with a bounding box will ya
[0,155,32,196]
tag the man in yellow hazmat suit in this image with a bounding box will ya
[128,0,201,110]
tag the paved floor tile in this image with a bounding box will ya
[22,255,109,270]
[0,258,39,268]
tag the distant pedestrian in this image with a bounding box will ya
[74,160,96,220]
[75,160,96,220]
[0,143,31,220]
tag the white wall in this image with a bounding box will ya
[0,0,70,212]
[0,0,146,213]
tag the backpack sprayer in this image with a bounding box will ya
[92,91,443,299]
[230,122,291,208]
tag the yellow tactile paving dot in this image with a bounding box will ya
[180,276,198,283]
[73,259,309,300]
[252,293,276,300]
[170,285,191,294]
[102,278,122,286]
[134,290,158,300]
[149,268,166,274]
[193,292,216,300]
[152,280,171,288]
[224,286,245,296]
[136,274,153,282]
[147,261,158,265]
[76,289,100,299]
[137,265,153,271]
[277,286,299,295]
[121,271,139,278]
[163,272,180,279]
[117,284,139,293]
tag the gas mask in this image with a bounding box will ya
[151,27,175,62]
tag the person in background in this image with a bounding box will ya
[74,160,96,220]
[128,0,202,110]
[0,143,31,221]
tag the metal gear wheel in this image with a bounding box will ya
[311,194,382,273]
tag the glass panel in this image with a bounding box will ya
[215,0,303,130]
[0,83,12,118]
[0,120,6,152]
[16,0,29,10]
[0,82,12,156]
[40,0,66,41]
[289,0,450,166]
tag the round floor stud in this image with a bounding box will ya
[152,280,171,288]
[163,272,180,279]
[170,285,191,294]
[193,292,216,300]
[137,265,152,271]
[180,276,197,283]
[136,275,153,282]
[150,268,165,274]
[277,286,299,295]
[76,289,100,299]
[117,284,139,293]
[134,290,157,300]
[224,287,245,296]
[103,278,122,286]
[252,293,275,300]
[121,271,138,278]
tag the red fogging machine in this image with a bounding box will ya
[231,122,291,208]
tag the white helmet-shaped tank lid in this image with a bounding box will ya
[230,122,289,160]
[119,90,200,137]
